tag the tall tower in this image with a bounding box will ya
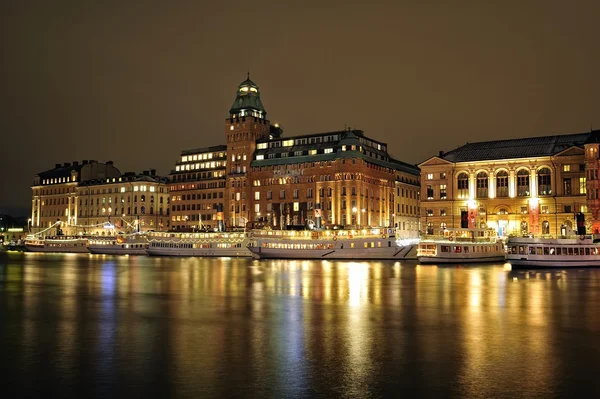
[225,75,272,228]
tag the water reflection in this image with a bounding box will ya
[1,252,600,397]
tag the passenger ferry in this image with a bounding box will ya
[506,235,600,268]
[24,235,89,253]
[88,234,148,255]
[417,228,506,264]
[146,231,251,257]
[247,228,417,260]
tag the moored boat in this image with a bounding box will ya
[506,235,600,268]
[247,227,418,260]
[88,233,148,255]
[146,231,251,257]
[417,228,506,264]
[24,236,89,253]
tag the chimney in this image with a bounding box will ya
[63,162,71,167]
[439,150,444,157]
[150,169,156,176]
[55,163,61,168]
[82,160,89,164]
[72,161,79,166]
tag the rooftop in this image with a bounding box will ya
[440,131,597,163]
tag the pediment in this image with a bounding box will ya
[418,156,453,167]
[553,146,584,157]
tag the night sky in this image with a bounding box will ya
[1,1,598,215]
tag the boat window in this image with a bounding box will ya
[585,248,591,256]
[454,246,462,253]
[518,246,526,255]
[568,248,574,255]
[536,248,543,255]
[441,246,450,253]
[573,248,579,256]
[562,247,568,255]
[549,247,555,255]
[543,247,549,255]
[464,247,469,253]
[350,243,355,248]
[529,247,535,255]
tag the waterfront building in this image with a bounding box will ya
[31,161,169,236]
[77,170,170,235]
[170,76,420,231]
[418,130,600,237]
[394,167,421,239]
[31,160,121,235]
[168,145,227,231]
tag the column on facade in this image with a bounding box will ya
[530,167,537,198]
[509,169,516,198]
[469,172,476,199]
[488,171,495,198]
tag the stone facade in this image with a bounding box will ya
[419,131,600,237]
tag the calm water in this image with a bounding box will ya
[1,252,599,398]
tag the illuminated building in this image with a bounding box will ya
[168,146,227,231]
[419,130,600,236]
[31,161,169,236]
[394,169,421,239]
[77,170,170,235]
[31,160,121,235]
[170,75,420,231]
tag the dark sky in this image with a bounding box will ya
[1,0,598,215]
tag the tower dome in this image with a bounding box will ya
[229,73,267,118]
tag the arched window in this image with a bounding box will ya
[440,222,447,230]
[476,172,488,198]
[457,173,469,199]
[537,168,552,196]
[496,171,509,197]
[517,169,530,197]
[521,221,528,235]
[542,220,550,235]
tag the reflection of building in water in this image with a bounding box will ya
[419,130,600,236]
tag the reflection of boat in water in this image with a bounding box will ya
[24,236,89,253]
[247,228,417,260]
[146,231,251,257]
[88,234,148,255]
[417,228,506,264]
[506,235,600,268]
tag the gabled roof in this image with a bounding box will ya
[441,132,594,162]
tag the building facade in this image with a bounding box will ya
[168,146,227,231]
[169,76,420,232]
[419,131,600,237]
[31,161,169,236]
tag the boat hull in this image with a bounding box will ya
[146,247,252,257]
[248,245,415,260]
[418,255,506,264]
[88,245,147,255]
[507,256,600,268]
[25,245,89,253]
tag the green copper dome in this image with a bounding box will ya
[229,74,267,118]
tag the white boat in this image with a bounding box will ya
[24,236,89,253]
[417,228,506,264]
[247,228,418,260]
[88,234,148,255]
[145,231,251,257]
[506,235,600,268]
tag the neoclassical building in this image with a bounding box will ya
[169,75,420,231]
[419,131,600,237]
[31,161,169,236]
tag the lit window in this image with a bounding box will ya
[256,155,264,160]
[427,173,433,180]
[309,150,317,155]
[294,202,299,211]
[182,156,187,162]
[134,186,139,192]
[254,192,260,200]
[120,187,125,193]
[563,165,571,172]
[324,148,333,154]
[282,140,294,147]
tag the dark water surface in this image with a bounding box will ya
[1,252,599,398]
